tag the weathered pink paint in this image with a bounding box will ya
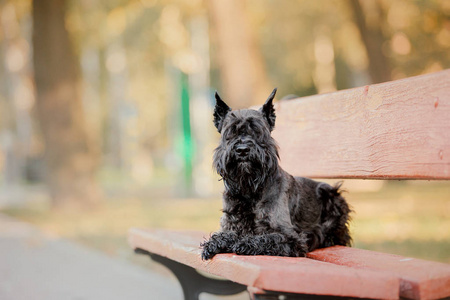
[272,70,450,180]
[308,246,450,299]
[129,228,399,299]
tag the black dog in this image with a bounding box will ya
[201,88,351,260]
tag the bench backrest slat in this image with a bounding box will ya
[273,69,450,180]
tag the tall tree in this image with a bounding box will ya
[32,0,101,209]
[349,0,392,84]
[209,0,272,108]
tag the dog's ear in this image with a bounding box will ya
[260,88,277,131]
[214,91,231,132]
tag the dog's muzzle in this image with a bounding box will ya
[235,144,250,156]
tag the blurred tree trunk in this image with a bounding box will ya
[32,0,102,209]
[209,0,272,108]
[349,0,392,84]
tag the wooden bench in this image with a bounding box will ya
[129,69,450,300]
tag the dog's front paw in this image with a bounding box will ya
[200,240,220,260]
[232,233,308,257]
[200,231,239,260]
[232,236,258,256]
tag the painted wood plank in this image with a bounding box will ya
[272,69,450,179]
[307,246,450,300]
[128,228,399,299]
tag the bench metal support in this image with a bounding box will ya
[135,248,247,300]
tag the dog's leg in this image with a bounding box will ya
[201,231,239,260]
[232,230,308,257]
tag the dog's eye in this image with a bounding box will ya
[223,129,234,141]
[249,123,260,134]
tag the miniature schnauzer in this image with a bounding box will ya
[201,88,351,260]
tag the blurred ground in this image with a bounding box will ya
[0,214,182,300]
[0,213,249,300]
[1,180,449,264]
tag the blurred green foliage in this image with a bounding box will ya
[0,0,449,266]
[1,0,450,190]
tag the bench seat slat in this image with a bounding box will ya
[273,69,450,180]
[307,246,450,300]
[128,228,399,299]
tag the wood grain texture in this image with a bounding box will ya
[308,246,450,300]
[272,69,450,179]
[128,228,399,299]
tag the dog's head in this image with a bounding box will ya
[213,88,279,194]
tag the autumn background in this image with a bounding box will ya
[0,0,449,271]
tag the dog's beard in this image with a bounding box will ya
[214,141,279,196]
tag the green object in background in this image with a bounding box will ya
[180,71,193,195]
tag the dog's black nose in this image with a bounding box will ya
[235,144,250,156]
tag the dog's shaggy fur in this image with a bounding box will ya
[201,89,352,260]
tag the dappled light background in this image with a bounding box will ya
[0,0,449,264]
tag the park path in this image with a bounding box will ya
[0,213,182,300]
